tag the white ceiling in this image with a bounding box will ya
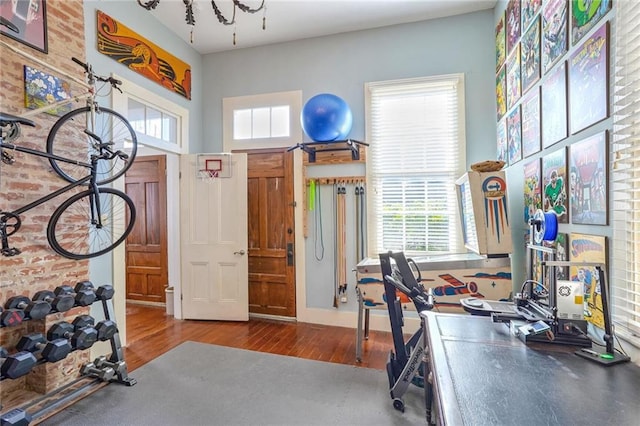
[144,0,497,55]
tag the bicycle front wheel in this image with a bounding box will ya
[47,187,136,260]
[47,106,137,185]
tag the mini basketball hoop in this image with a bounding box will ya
[196,153,232,183]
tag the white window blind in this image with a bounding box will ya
[612,0,640,345]
[366,75,466,256]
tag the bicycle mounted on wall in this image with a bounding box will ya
[0,56,138,260]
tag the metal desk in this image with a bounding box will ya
[420,312,640,425]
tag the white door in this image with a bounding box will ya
[180,153,248,321]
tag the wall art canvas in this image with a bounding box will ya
[23,65,72,116]
[569,131,607,225]
[543,232,569,281]
[506,44,521,109]
[0,0,47,53]
[569,233,607,330]
[569,22,608,135]
[521,16,541,94]
[506,0,522,54]
[497,119,508,163]
[523,159,541,223]
[496,11,506,72]
[97,10,191,99]
[541,61,567,148]
[496,65,507,120]
[542,147,568,222]
[571,0,612,45]
[521,87,541,157]
[542,0,568,74]
[522,0,542,31]
[507,106,522,165]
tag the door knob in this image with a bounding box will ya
[234,250,246,255]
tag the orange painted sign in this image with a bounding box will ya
[97,10,191,100]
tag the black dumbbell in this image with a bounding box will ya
[54,284,96,307]
[0,347,37,380]
[33,289,75,313]
[5,296,51,320]
[0,306,25,328]
[0,408,32,426]
[47,316,98,350]
[80,361,115,382]
[16,333,72,363]
[75,281,115,301]
[95,320,118,341]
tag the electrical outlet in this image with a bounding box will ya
[340,296,348,303]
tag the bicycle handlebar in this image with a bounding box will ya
[71,57,122,91]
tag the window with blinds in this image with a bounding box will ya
[365,75,466,256]
[612,1,640,346]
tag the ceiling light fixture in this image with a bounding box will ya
[137,0,266,45]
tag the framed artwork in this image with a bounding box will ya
[520,16,541,94]
[542,147,568,222]
[541,0,568,74]
[0,0,48,53]
[544,232,569,281]
[523,159,541,223]
[569,22,609,135]
[521,87,541,157]
[522,0,542,32]
[496,65,507,120]
[569,131,608,225]
[23,66,72,116]
[506,0,522,55]
[97,10,192,100]
[497,118,508,163]
[496,12,506,72]
[507,106,522,165]
[506,44,521,110]
[569,233,607,330]
[571,0,612,46]
[541,61,567,148]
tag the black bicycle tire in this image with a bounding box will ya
[46,106,137,185]
[47,187,136,260]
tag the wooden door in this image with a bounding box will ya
[246,149,296,317]
[180,153,249,321]
[125,155,168,304]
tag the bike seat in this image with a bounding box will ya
[0,112,35,128]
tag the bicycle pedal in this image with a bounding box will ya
[1,151,15,165]
[1,247,21,257]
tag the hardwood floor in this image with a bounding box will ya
[124,303,395,372]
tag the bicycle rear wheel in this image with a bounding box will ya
[46,106,137,185]
[47,187,136,260]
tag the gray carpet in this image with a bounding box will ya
[41,341,425,425]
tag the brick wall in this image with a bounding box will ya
[1,0,92,404]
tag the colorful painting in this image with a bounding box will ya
[506,0,522,54]
[571,0,612,45]
[507,106,522,165]
[497,119,508,163]
[569,233,607,329]
[521,16,541,94]
[542,0,568,74]
[541,61,567,148]
[521,87,541,157]
[542,147,568,222]
[497,65,507,120]
[0,0,47,53]
[506,44,521,109]
[522,0,542,31]
[545,232,569,280]
[96,10,191,100]
[496,12,506,72]
[23,66,72,116]
[570,131,608,225]
[524,159,541,223]
[569,22,608,135]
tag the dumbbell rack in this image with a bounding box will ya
[0,289,136,424]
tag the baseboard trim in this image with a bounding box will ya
[126,300,165,308]
[249,313,297,322]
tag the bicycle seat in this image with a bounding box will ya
[0,112,35,128]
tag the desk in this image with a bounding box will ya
[421,312,640,425]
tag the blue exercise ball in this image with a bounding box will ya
[301,93,353,142]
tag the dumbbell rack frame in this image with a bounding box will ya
[0,291,136,423]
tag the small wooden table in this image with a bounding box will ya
[420,312,640,425]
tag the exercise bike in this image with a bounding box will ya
[379,251,435,413]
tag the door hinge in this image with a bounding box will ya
[289,201,297,207]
